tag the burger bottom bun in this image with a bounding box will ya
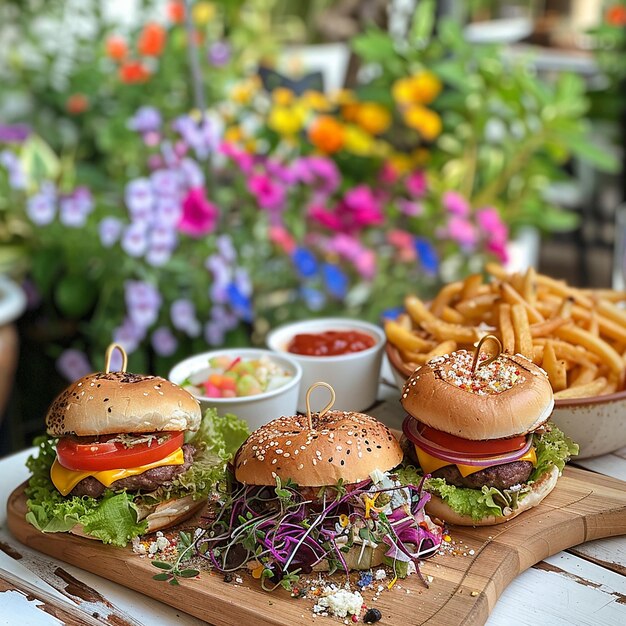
[426,465,560,527]
[68,495,205,540]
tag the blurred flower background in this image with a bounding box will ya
[0,0,622,445]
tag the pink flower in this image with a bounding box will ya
[266,159,297,185]
[447,216,477,248]
[293,156,340,195]
[354,249,376,279]
[442,191,470,217]
[343,185,384,228]
[330,233,362,260]
[269,225,296,254]
[406,170,427,198]
[477,207,508,244]
[387,229,417,261]
[397,198,423,216]
[309,203,343,230]
[248,173,286,211]
[178,188,218,237]
[220,141,253,173]
[487,240,509,264]
[379,162,399,185]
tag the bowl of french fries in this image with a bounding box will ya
[384,264,626,459]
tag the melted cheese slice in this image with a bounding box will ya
[51,448,185,497]
[414,444,537,478]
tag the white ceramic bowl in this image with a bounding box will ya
[168,348,302,431]
[266,318,385,413]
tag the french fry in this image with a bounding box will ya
[421,319,478,343]
[532,338,600,366]
[460,273,483,301]
[588,309,599,336]
[555,325,625,379]
[542,340,567,391]
[553,377,607,399]
[385,320,433,352]
[455,294,499,319]
[530,317,569,338]
[501,283,544,324]
[522,266,537,305]
[441,306,465,324]
[405,295,438,327]
[570,364,599,387]
[498,303,515,354]
[511,303,533,356]
[429,282,463,317]
[485,263,506,280]
[426,340,457,360]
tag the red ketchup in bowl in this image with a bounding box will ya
[286,330,376,356]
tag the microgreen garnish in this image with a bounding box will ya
[151,531,199,585]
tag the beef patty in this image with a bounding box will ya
[68,443,195,498]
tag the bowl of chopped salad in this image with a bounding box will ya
[168,349,302,430]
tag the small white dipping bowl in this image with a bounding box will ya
[266,318,385,413]
[168,348,302,431]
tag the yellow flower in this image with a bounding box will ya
[392,71,442,106]
[392,77,415,105]
[192,2,216,25]
[403,105,442,141]
[224,126,243,143]
[410,71,442,105]
[272,87,295,107]
[230,79,258,105]
[389,153,413,175]
[354,102,392,135]
[411,147,430,166]
[343,124,375,156]
[301,90,331,111]
[268,105,305,136]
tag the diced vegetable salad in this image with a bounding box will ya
[182,355,293,398]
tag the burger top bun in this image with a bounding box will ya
[46,371,201,437]
[401,350,554,441]
[234,409,404,487]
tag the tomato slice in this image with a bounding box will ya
[419,425,527,457]
[56,431,184,471]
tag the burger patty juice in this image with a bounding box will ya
[195,386,442,587]
[26,346,249,546]
[401,340,579,526]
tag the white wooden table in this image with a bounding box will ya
[1,374,625,626]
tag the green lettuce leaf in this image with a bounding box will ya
[25,408,249,546]
[529,425,579,482]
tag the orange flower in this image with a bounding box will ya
[308,116,345,154]
[66,93,89,115]
[354,102,392,135]
[138,23,167,57]
[105,35,128,62]
[119,60,151,84]
[167,1,186,23]
[606,4,626,25]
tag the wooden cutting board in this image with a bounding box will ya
[7,466,626,626]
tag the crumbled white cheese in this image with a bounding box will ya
[131,537,147,555]
[375,569,387,580]
[313,587,363,618]
[148,531,171,555]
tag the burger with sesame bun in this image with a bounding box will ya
[25,345,249,546]
[195,383,442,589]
[400,339,578,526]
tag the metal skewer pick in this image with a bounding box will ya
[305,382,336,430]
[104,343,128,373]
[470,334,503,375]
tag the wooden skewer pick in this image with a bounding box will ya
[104,343,128,373]
[305,382,336,430]
[471,334,503,375]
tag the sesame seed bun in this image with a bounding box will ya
[45,372,201,437]
[425,465,560,526]
[401,351,554,440]
[234,410,404,487]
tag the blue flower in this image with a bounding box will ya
[322,263,349,299]
[226,282,253,322]
[300,286,326,311]
[381,306,405,321]
[292,247,318,278]
[414,237,439,275]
